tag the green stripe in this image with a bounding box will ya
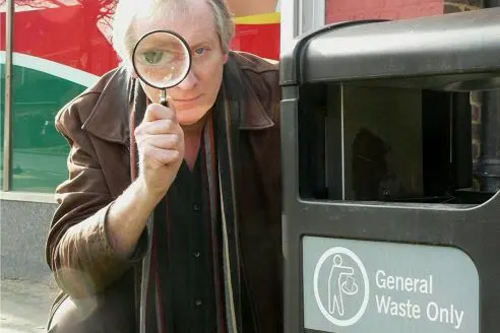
[1,51,99,87]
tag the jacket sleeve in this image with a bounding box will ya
[46,96,147,299]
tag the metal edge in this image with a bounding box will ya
[3,0,14,191]
[279,19,388,87]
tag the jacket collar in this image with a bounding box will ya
[81,53,275,144]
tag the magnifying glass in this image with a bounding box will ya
[132,30,192,107]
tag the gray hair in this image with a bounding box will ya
[112,0,235,69]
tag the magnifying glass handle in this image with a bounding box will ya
[160,89,168,107]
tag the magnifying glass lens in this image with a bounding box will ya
[133,31,191,89]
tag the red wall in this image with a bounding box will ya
[326,0,443,23]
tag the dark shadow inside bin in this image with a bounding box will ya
[298,73,500,206]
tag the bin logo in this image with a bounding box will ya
[313,247,370,326]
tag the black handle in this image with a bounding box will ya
[160,90,168,107]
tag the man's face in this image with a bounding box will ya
[132,2,228,126]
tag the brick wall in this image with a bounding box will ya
[326,0,443,23]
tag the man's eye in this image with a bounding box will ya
[141,51,169,65]
[194,48,207,56]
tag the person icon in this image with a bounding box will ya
[327,254,359,317]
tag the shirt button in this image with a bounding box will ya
[194,252,201,258]
[195,299,203,306]
[193,203,200,211]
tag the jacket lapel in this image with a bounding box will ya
[224,53,275,130]
[80,66,134,144]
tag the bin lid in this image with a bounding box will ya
[280,7,500,87]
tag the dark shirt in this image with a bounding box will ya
[166,153,217,333]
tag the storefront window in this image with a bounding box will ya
[11,66,86,192]
[2,0,282,193]
[9,1,118,192]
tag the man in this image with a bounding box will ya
[45,0,282,332]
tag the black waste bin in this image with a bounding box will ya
[280,8,500,333]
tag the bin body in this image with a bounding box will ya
[280,8,500,333]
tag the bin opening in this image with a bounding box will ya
[298,77,500,206]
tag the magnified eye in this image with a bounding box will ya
[141,50,169,65]
[139,49,178,67]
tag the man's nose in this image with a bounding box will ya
[176,69,197,90]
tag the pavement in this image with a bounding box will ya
[1,279,59,333]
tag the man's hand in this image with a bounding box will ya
[134,102,185,198]
[103,102,184,259]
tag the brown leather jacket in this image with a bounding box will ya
[46,52,283,332]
